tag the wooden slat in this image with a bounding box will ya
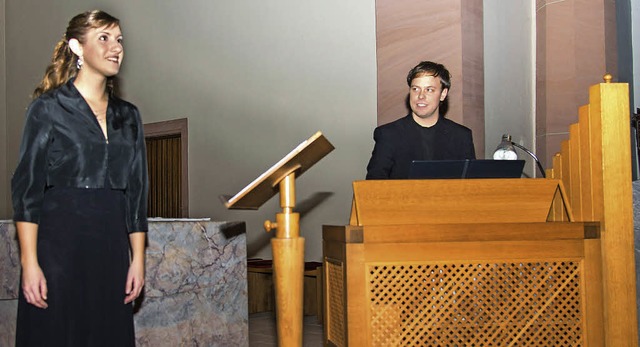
[364,222,598,243]
[593,82,637,345]
[560,140,572,212]
[551,154,565,221]
[323,223,600,244]
[583,238,604,345]
[352,179,562,225]
[569,123,583,220]
[363,240,586,262]
[588,87,605,224]
[578,105,595,221]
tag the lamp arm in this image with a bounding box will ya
[511,142,546,178]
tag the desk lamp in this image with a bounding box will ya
[493,134,546,178]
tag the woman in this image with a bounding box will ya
[11,10,148,346]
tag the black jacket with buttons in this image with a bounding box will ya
[11,78,148,233]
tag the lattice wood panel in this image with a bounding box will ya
[327,260,346,346]
[367,261,583,346]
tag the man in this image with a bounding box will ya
[366,61,475,179]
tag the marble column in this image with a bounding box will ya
[633,181,640,340]
[0,221,19,347]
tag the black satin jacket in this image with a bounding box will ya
[11,79,148,233]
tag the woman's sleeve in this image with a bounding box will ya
[126,106,149,233]
[11,100,53,224]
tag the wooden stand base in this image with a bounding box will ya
[272,237,305,346]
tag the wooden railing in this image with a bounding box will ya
[547,74,637,346]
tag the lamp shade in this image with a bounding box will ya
[493,134,518,160]
[492,134,546,178]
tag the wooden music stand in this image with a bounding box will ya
[222,131,334,346]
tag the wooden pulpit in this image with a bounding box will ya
[323,179,604,346]
[223,131,334,347]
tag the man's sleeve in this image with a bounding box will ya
[464,129,476,159]
[366,127,394,179]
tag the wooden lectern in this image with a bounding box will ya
[324,179,603,346]
[223,131,334,346]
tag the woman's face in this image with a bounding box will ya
[79,24,124,77]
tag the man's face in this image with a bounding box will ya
[409,74,448,124]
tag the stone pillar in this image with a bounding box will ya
[536,0,618,166]
[0,220,249,347]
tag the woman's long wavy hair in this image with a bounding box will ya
[33,10,120,98]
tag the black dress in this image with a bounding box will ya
[11,79,148,347]
[15,179,135,347]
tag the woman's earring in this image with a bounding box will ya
[76,57,83,70]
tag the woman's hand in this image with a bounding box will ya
[22,262,48,309]
[124,260,144,304]
[124,232,146,304]
[16,221,47,308]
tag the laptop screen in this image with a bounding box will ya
[408,159,525,179]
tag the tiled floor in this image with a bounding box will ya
[249,312,323,346]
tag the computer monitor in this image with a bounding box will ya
[408,159,526,179]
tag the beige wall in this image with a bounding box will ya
[0,0,7,218]
[3,1,378,261]
[484,1,536,176]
